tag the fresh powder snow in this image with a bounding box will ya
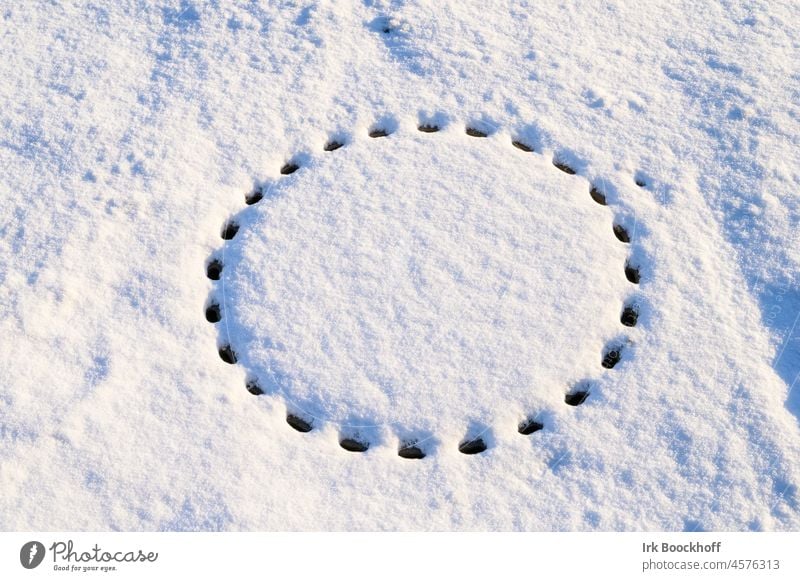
[219,125,628,443]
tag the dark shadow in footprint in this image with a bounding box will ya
[218,344,237,364]
[245,378,264,395]
[206,258,223,280]
[395,428,436,459]
[565,382,592,406]
[280,162,300,175]
[613,223,631,243]
[518,417,544,435]
[369,116,398,139]
[369,128,390,138]
[221,220,239,240]
[417,112,449,133]
[340,437,369,452]
[279,152,311,175]
[553,159,576,175]
[287,413,313,432]
[205,302,221,323]
[553,151,586,175]
[621,302,640,327]
[602,344,624,369]
[589,185,607,205]
[625,261,641,284]
[510,122,545,153]
[634,170,650,188]
[337,417,379,453]
[459,438,487,455]
[398,443,426,459]
[324,139,344,151]
[465,126,488,138]
[245,187,263,205]
[512,140,534,152]
[459,422,493,454]
[590,174,628,207]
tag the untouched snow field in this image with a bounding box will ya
[1,0,799,530]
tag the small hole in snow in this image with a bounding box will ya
[245,379,264,395]
[245,189,263,205]
[621,303,639,327]
[287,414,313,432]
[613,224,631,243]
[340,438,369,452]
[512,140,533,152]
[205,303,221,323]
[459,438,487,455]
[218,345,237,364]
[590,186,607,205]
[324,140,343,152]
[565,389,590,406]
[465,127,488,138]
[280,162,299,175]
[418,124,439,133]
[206,259,222,280]
[221,221,239,240]
[625,262,641,284]
[518,418,544,435]
[602,345,623,369]
[553,159,576,174]
[369,128,390,138]
[398,444,426,459]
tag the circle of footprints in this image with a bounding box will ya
[205,119,648,459]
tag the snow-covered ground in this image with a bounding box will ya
[1,0,799,531]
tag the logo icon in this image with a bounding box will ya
[20,541,45,569]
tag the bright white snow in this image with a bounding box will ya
[0,0,798,531]
[221,125,629,444]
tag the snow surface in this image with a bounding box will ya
[0,0,799,531]
[222,126,629,441]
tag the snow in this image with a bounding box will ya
[221,125,629,445]
[0,0,799,531]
